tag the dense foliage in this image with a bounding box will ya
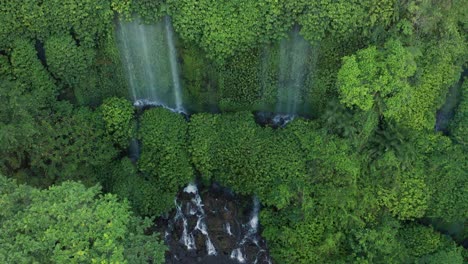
[0,0,466,263]
[135,108,193,215]
[0,175,166,263]
[100,97,135,148]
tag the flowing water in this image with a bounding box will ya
[164,16,184,112]
[163,183,272,263]
[116,16,185,113]
[275,27,310,117]
[255,27,311,127]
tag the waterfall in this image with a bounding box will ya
[230,196,271,263]
[164,16,184,113]
[116,22,137,102]
[230,248,246,263]
[172,183,218,255]
[274,27,310,123]
[175,200,196,250]
[165,184,271,263]
[137,23,158,101]
[116,16,185,113]
[249,197,260,234]
[255,27,311,127]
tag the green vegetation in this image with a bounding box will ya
[101,97,135,149]
[0,0,466,263]
[0,175,166,263]
[135,108,193,215]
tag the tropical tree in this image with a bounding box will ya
[0,175,166,263]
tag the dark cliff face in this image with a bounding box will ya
[159,183,272,264]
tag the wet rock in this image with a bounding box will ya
[160,183,272,263]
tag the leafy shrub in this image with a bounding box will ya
[138,108,193,207]
[101,97,135,149]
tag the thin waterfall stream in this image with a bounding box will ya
[165,16,184,113]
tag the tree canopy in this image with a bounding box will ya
[0,175,166,264]
[0,0,466,263]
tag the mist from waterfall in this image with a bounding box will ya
[116,16,185,113]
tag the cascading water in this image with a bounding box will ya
[175,200,196,251]
[230,197,271,264]
[172,183,218,256]
[273,26,311,125]
[117,15,274,263]
[116,16,185,113]
[164,183,272,263]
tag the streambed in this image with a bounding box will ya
[156,183,272,264]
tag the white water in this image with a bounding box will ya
[183,182,198,194]
[195,217,208,235]
[225,222,233,236]
[176,183,218,255]
[181,218,196,250]
[116,16,185,113]
[175,200,196,250]
[241,196,260,243]
[206,237,217,256]
[169,185,270,263]
[230,196,270,263]
[272,114,295,127]
[165,16,184,113]
[248,197,260,234]
[230,248,246,263]
[133,99,186,115]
